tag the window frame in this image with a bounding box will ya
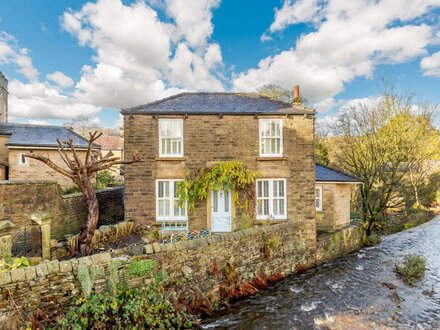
[158,118,184,157]
[18,153,28,165]
[155,179,188,221]
[315,186,323,211]
[259,118,283,157]
[256,178,287,220]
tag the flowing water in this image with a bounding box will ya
[202,216,440,329]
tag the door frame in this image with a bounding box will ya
[207,189,235,232]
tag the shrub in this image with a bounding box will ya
[57,286,195,329]
[96,171,114,190]
[62,186,81,195]
[395,254,426,286]
[404,221,416,230]
[0,257,29,272]
[363,233,381,246]
[127,259,157,277]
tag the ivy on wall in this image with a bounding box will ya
[176,161,259,212]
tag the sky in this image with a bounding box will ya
[0,0,439,129]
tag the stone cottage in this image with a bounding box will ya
[315,164,362,231]
[122,90,317,245]
[0,72,95,187]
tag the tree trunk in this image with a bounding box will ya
[79,179,99,255]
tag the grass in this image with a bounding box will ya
[395,254,426,286]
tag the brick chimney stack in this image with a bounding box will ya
[292,85,302,105]
[0,71,8,123]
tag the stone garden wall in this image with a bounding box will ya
[316,225,363,263]
[0,222,315,326]
[0,181,124,248]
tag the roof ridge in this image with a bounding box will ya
[121,92,294,112]
[0,122,67,129]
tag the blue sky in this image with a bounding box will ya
[0,0,439,128]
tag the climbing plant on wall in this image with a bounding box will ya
[176,161,259,212]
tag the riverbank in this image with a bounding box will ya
[202,215,440,329]
[379,210,438,235]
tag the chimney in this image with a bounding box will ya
[292,85,302,105]
[0,71,8,123]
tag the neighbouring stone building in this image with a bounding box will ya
[123,90,317,249]
[0,71,94,187]
[315,164,362,230]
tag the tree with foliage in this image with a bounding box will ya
[25,132,141,255]
[330,87,437,235]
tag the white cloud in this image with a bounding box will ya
[8,79,101,119]
[62,0,224,109]
[46,71,74,88]
[235,0,440,105]
[269,0,322,33]
[421,51,440,77]
[1,0,225,123]
[165,0,221,48]
[0,32,38,81]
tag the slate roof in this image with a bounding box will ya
[315,164,362,183]
[0,123,93,148]
[121,92,314,115]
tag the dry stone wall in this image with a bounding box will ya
[0,222,314,325]
[0,181,124,243]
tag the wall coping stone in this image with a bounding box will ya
[35,263,49,278]
[24,267,37,281]
[47,260,60,274]
[10,268,25,282]
[59,260,73,273]
[90,252,112,264]
[0,272,11,285]
[0,180,57,185]
[144,244,154,254]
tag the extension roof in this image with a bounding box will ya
[0,123,94,148]
[315,164,362,183]
[121,92,314,115]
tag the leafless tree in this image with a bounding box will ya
[25,131,141,255]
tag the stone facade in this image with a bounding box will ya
[316,182,355,231]
[5,148,89,188]
[124,114,316,250]
[0,181,124,243]
[0,72,7,124]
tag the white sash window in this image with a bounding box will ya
[256,178,287,220]
[156,179,187,221]
[259,119,283,157]
[159,119,183,157]
[316,186,323,211]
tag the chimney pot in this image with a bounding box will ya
[292,85,302,105]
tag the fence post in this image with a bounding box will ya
[0,220,15,260]
[30,212,52,260]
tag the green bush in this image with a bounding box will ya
[96,171,115,190]
[396,254,426,286]
[239,214,254,230]
[404,221,416,230]
[57,285,195,329]
[127,259,157,277]
[0,257,29,272]
[62,186,81,195]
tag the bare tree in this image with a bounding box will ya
[25,131,141,255]
[64,116,98,136]
[331,86,436,234]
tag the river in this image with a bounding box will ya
[202,216,440,329]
